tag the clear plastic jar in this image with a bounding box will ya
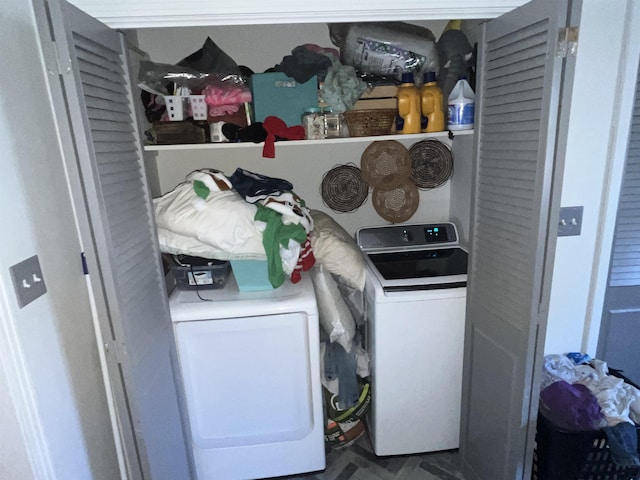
[301,107,325,139]
[322,107,349,138]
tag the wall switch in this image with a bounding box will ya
[9,255,47,308]
[558,206,584,237]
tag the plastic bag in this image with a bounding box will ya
[177,37,241,76]
[138,61,211,95]
[137,61,245,96]
[436,28,475,109]
[311,264,356,353]
[539,380,604,431]
[138,37,243,95]
[138,37,246,122]
[329,22,439,80]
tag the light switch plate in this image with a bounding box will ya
[9,255,47,308]
[558,206,584,237]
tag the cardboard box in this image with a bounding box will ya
[152,120,210,145]
[359,85,398,99]
[352,85,398,111]
[250,73,318,127]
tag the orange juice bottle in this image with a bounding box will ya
[420,72,445,132]
[396,73,421,134]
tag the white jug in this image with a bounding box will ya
[447,77,475,131]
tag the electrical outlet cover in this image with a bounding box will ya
[558,206,584,237]
[9,255,47,308]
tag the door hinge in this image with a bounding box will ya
[104,340,126,364]
[44,41,72,76]
[556,27,579,58]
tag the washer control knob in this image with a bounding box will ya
[401,229,413,242]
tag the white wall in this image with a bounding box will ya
[0,0,120,478]
[544,0,640,356]
[132,22,449,73]
[0,342,35,479]
[151,140,454,236]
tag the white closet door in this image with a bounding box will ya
[37,1,191,478]
[460,0,573,478]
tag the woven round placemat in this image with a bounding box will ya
[409,139,454,189]
[320,164,369,213]
[372,180,419,223]
[360,140,411,190]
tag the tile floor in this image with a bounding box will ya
[279,432,465,480]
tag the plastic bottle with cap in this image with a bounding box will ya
[396,72,421,134]
[420,71,445,133]
[447,76,475,131]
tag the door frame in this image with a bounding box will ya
[586,2,640,355]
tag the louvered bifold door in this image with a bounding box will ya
[460,1,571,479]
[598,63,640,385]
[44,1,190,479]
[608,72,640,287]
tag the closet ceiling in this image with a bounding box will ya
[67,0,530,28]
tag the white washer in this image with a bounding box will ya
[356,222,467,456]
[168,272,325,479]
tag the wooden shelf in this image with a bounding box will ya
[143,130,473,151]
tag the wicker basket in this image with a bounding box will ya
[409,139,454,189]
[320,164,369,213]
[343,109,396,137]
[360,140,411,190]
[372,181,419,223]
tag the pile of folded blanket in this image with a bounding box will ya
[154,167,315,288]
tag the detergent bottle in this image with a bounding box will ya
[396,72,421,134]
[420,71,445,132]
[447,76,475,131]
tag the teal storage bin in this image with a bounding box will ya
[249,72,318,127]
[230,260,273,291]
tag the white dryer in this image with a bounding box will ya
[357,222,468,456]
[168,272,325,479]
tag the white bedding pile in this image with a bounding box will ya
[153,171,368,298]
[154,171,267,260]
[309,209,366,292]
